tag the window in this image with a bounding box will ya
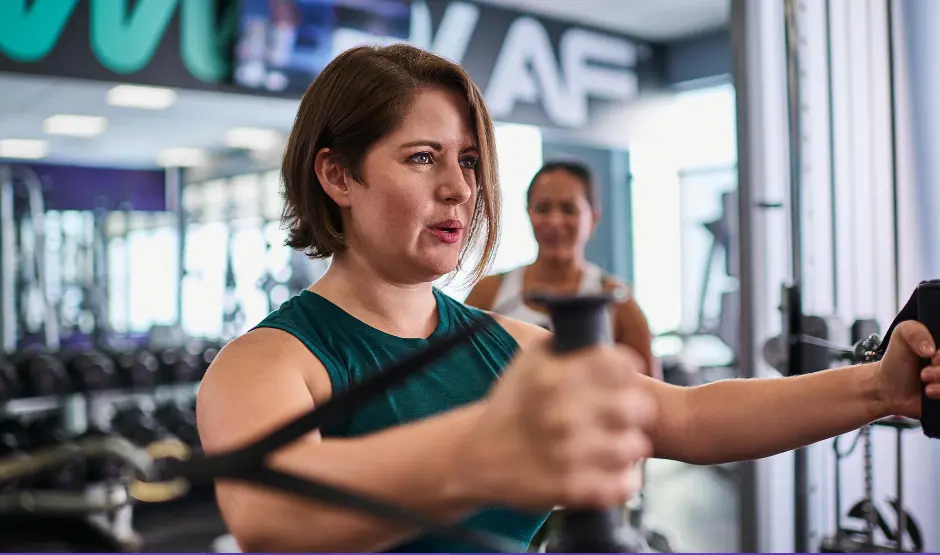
[437,122,543,300]
[630,83,738,343]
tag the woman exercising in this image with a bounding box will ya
[464,160,659,379]
[196,44,940,553]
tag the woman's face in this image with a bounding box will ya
[341,86,480,283]
[527,169,597,263]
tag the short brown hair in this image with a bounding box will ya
[281,44,501,284]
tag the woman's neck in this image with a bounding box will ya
[309,253,439,338]
[528,254,585,285]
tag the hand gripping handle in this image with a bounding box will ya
[529,291,649,553]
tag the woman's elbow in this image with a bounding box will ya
[218,492,299,552]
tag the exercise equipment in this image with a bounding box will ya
[79,425,126,484]
[109,405,179,448]
[660,355,704,387]
[917,281,940,438]
[0,282,938,553]
[0,357,19,401]
[153,402,200,450]
[110,348,160,389]
[0,165,60,355]
[0,418,32,492]
[820,413,925,552]
[14,349,71,397]
[154,348,202,385]
[61,349,116,392]
[529,291,650,553]
[185,340,219,380]
[814,281,940,552]
[23,415,87,490]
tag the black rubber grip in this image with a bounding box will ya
[916,282,940,439]
[528,292,647,553]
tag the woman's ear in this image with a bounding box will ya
[314,148,352,208]
[591,208,602,231]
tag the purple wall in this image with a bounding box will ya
[7,162,168,212]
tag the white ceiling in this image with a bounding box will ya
[0,73,298,170]
[0,0,730,171]
[475,0,730,41]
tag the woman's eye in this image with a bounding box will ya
[460,156,479,169]
[409,152,433,164]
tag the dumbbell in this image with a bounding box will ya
[153,402,201,449]
[109,406,177,447]
[110,349,160,389]
[154,348,202,384]
[0,357,20,402]
[530,292,651,553]
[78,425,128,483]
[14,350,71,397]
[185,341,220,380]
[0,418,33,491]
[23,415,88,490]
[61,349,116,392]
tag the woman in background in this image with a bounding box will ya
[465,160,660,380]
[464,160,661,550]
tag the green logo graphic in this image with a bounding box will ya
[0,0,80,62]
[0,0,234,83]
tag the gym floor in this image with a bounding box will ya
[644,459,741,553]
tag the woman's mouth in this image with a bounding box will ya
[427,220,463,244]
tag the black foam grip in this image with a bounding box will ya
[916,282,940,439]
[529,293,643,553]
[529,293,617,352]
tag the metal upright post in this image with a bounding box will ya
[0,165,16,352]
[781,0,813,551]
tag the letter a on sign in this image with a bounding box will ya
[486,17,637,129]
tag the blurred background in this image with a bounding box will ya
[0,0,938,552]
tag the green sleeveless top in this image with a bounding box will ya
[254,288,548,552]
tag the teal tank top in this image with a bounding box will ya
[254,288,549,552]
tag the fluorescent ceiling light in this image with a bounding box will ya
[107,85,177,110]
[43,114,108,137]
[156,147,209,168]
[0,139,49,160]
[224,126,283,151]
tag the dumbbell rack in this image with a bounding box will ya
[0,481,143,551]
[0,363,211,552]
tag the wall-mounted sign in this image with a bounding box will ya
[0,0,233,89]
[0,0,660,131]
[415,1,657,129]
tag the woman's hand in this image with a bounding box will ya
[452,340,658,512]
[876,320,940,417]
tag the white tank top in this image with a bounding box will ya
[490,263,615,339]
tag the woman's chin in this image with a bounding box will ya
[539,248,576,263]
[411,254,460,281]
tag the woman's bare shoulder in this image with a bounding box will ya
[196,328,335,452]
[463,273,506,310]
[487,312,551,350]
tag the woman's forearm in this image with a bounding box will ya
[221,401,489,552]
[673,363,889,465]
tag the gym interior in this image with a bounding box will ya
[0,0,938,552]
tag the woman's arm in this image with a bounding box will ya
[197,328,489,553]
[612,297,660,380]
[647,364,887,465]
[601,277,659,380]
